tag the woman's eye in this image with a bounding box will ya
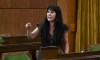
[47,10,55,13]
[47,11,49,13]
[51,11,55,13]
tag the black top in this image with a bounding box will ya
[37,23,68,47]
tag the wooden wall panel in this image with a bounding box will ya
[0,0,57,8]
[0,9,46,36]
[0,9,20,34]
[0,0,56,36]
[0,0,10,8]
[29,0,56,8]
[10,0,29,8]
[66,0,76,53]
[57,0,77,52]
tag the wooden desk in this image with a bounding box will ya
[0,42,41,60]
[2,36,100,60]
[0,36,41,60]
[41,46,60,59]
[58,51,100,60]
[3,36,41,44]
[0,42,41,53]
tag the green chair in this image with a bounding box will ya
[2,51,32,60]
[0,36,4,45]
[88,44,100,51]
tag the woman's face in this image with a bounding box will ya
[47,10,56,22]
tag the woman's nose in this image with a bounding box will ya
[48,12,51,15]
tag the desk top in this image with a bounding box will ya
[0,42,41,53]
[3,36,41,44]
[58,51,100,58]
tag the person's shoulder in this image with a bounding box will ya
[37,22,44,26]
[63,24,69,28]
[37,23,45,30]
[63,24,69,31]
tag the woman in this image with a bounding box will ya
[25,5,69,54]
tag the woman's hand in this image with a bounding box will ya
[25,22,40,40]
[25,22,31,30]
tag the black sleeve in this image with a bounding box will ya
[37,23,44,31]
[63,24,69,31]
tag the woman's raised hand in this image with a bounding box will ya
[25,22,31,30]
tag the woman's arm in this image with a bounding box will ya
[64,31,69,54]
[25,23,40,40]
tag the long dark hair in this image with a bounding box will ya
[43,5,64,44]
[44,5,63,28]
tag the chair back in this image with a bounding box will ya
[88,44,100,51]
[0,36,4,45]
[2,51,32,60]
